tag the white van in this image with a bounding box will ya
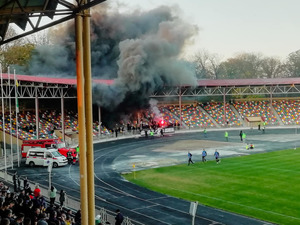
[25,148,68,168]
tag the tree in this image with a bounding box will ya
[221,58,241,79]
[27,30,52,46]
[193,50,224,79]
[221,52,263,79]
[208,53,224,79]
[285,50,300,77]
[193,50,212,79]
[1,43,35,72]
[260,56,283,78]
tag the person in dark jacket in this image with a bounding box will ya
[115,209,124,225]
[59,190,66,207]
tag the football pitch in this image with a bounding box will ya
[123,149,300,225]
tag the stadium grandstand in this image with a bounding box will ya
[1,74,300,142]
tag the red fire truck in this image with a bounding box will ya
[21,139,77,159]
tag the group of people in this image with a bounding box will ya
[0,179,81,225]
[188,149,220,165]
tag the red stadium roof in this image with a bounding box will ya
[197,78,300,87]
[2,74,300,87]
[2,73,114,85]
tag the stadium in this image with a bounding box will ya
[0,74,299,225]
[0,1,299,225]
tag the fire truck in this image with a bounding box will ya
[21,139,77,159]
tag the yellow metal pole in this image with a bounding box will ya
[83,7,95,225]
[75,14,89,225]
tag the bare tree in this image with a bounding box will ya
[27,29,52,46]
[193,49,212,79]
[261,56,283,78]
[285,50,300,77]
[207,53,224,79]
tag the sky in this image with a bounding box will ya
[111,0,300,60]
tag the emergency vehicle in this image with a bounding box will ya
[21,139,77,159]
[25,148,68,168]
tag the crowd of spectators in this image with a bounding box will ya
[0,180,81,225]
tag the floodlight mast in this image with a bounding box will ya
[0,1,106,225]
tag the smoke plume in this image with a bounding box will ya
[24,3,199,126]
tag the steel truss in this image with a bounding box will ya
[0,79,76,99]
[1,80,299,100]
[151,84,300,97]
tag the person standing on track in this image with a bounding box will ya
[202,149,207,163]
[242,132,246,142]
[225,131,229,142]
[188,152,194,165]
[214,150,220,164]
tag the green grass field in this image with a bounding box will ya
[123,149,300,225]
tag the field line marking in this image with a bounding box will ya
[170,187,300,221]
[148,196,170,201]
[68,165,80,186]
[132,204,159,211]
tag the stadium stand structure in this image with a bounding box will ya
[1,75,300,141]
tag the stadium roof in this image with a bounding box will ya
[2,73,114,85]
[0,0,106,45]
[3,74,300,87]
[196,78,300,87]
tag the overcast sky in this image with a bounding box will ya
[111,0,300,60]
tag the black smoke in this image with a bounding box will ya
[24,3,199,127]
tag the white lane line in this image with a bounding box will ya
[170,187,300,221]
[68,164,80,186]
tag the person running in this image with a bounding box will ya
[224,131,229,142]
[202,149,207,162]
[187,152,194,165]
[214,150,220,164]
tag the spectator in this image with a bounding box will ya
[0,218,10,225]
[74,210,81,225]
[24,184,31,195]
[11,212,24,225]
[13,172,18,192]
[23,217,31,225]
[33,185,41,198]
[49,186,57,206]
[37,213,48,225]
[23,177,28,190]
[59,190,66,207]
[48,211,59,225]
[115,209,124,225]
